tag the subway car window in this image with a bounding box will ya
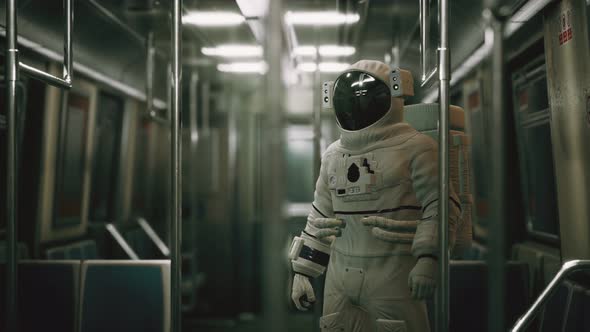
[53,91,91,228]
[132,117,151,216]
[89,92,124,222]
[512,56,560,241]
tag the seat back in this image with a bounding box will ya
[46,239,99,259]
[79,260,170,332]
[404,103,473,257]
[0,241,29,261]
[0,260,81,332]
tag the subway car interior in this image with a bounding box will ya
[1,0,590,331]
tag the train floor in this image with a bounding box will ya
[184,313,316,332]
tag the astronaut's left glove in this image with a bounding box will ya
[361,216,418,243]
[408,256,437,300]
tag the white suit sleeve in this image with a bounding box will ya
[291,154,334,278]
[410,145,461,258]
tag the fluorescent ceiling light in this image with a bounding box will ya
[293,45,356,57]
[183,11,245,27]
[285,11,360,26]
[319,45,356,57]
[318,62,350,73]
[297,62,317,72]
[202,44,263,58]
[297,62,350,73]
[217,61,267,74]
[293,46,317,57]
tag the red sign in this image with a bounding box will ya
[559,10,573,46]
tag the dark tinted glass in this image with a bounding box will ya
[333,71,391,131]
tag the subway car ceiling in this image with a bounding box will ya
[2,0,590,332]
[0,0,523,103]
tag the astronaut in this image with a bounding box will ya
[289,60,462,332]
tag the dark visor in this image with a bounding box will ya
[333,71,391,131]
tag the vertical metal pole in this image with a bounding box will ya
[146,31,156,117]
[312,30,322,180]
[436,0,450,331]
[5,0,18,331]
[262,0,287,330]
[201,81,210,136]
[420,0,430,82]
[484,7,507,332]
[187,71,199,310]
[170,0,183,331]
[63,0,73,83]
[311,27,322,332]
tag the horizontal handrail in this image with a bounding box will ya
[511,259,590,332]
[19,0,72,89]
[19,62,71,88]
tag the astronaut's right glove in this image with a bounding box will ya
[290,216,341,310]
[291,273,316,311]
[308,217,346,238]
[408,256,437,300]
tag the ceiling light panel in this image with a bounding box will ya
[183,11,245,27]
[217,61,268,74]
[319,45,356,56]
[296,62,317,72]
[318,62,350,73]
[284,11,360,26]
[297,62,350,73]
[293,45,356,57]
[202,44,263,58]
[293,46,317,57]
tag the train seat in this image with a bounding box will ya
[512,242,561,299]
[46,239,99,259]
[462,241,487,260]
[445,260,529,332]
[79,260,170,332]
[0,241,30,261]
[0,260,81,332]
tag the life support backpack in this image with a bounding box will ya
[404,103,473,258]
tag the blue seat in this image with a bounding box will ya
[0,260,81,332]
[46,239,99,260]
[79,260,170,332]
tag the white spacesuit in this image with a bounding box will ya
[289,60,462,332]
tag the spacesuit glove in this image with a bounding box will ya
[361,216,418,243]
[291,273,316,311]
[408,256,437,300]
[309,218,345,239]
